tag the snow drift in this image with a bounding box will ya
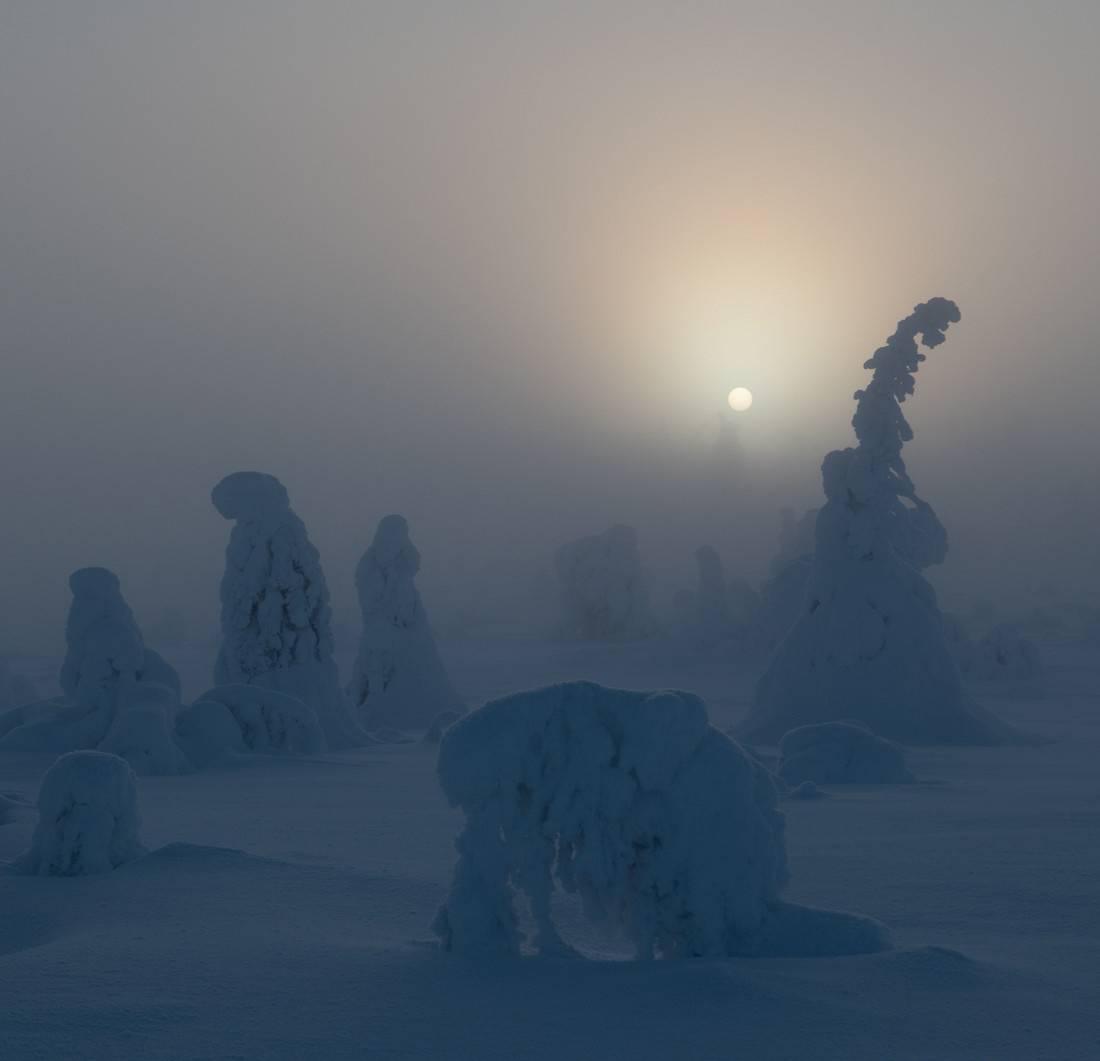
[432,681,891,959]
[14,750,147,876]
[348,515,464,731]
[211,471,365,749]
[554,525,655,641]
[743,300,1020,745]
[776,721,915,786]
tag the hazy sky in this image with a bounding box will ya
[2,2,1099,648]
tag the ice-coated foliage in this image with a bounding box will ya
[777,721,915,786]
[192,684,325,755]
[211,471,365,749]
[15,751,147,876]
[745,300,1019,745]
[433,681,891,959]
[554,525,655,641]
[348,515,464,731]
[0,568,190,773]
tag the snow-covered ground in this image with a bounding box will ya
[2,631,1098,1059]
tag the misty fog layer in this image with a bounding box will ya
[2,2,1098,648]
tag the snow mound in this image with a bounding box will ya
[14,751,147,876]
[173,699,245,767]
[554,525,655,641]
[432,681,891,959]
[212,472,366,749]
[744,300,1022,746]
[0,568,190,773]
[777,721,915,786]
[348,515,465,730]
[193,684,324,754]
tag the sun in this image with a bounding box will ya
[727,386,753,412]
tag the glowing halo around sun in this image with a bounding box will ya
[727,386,753,412]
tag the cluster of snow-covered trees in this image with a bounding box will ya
[0,473,465,777]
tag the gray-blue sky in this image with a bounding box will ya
[2,2,1098,646]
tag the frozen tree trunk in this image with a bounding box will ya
[348,515,464,731]
[554,525,655,641]
[742,300,1021,745]
[15,751,147,876]
[211,471,366,749]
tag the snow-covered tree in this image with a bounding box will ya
[0,661,37,712]
[743,299,1018,745]
[211,471,365,748]
[755,507,816,654]
[15,751,147,876]
[682,546,759,651]
[432,681,891,959]
[0,568,187,772]
[347,515,464,731]
[554,525,655,641]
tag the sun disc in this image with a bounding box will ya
[727,386,753,412]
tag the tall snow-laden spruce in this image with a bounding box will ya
[211,471,366,749]
[742,299,1019,745]
[348,514,464,731]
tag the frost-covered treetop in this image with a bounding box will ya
[833,298,959,564]
[365,514,421,576]
[211,471,291,521]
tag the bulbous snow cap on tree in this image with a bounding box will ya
[211,471,365,748]
[433,681,890,959]
[349,514,464,731]
[743,299,1022,745]
[15,751,146,876]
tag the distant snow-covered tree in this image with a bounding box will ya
[348,515,464,731]
[742,299,1019,745]
[554,525,655,641]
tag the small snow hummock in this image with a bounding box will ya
[743,300,1021,746]
[211,472,366,749]
[432,681,891,959]
[0,568,189,774]
[776,721,915,786]
[348,515,464,731]
[553,525,655,641]
[189,684,325,756]
[14,751,147,876]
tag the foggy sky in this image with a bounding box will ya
[2,2,1099,649]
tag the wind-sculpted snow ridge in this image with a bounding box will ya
[348,515,464,731]
[211,472,366,749]
[0,568,189,774]
[777,721,915,786]
[14,751,147,876]
[432,681,892,959]
[554,525,655,641]
[744,300,1023,746]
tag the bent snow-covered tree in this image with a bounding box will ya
[742,299,1018,745]
[554,525,655,641]
[212,472,366,749]
[433,681,891,959]
[348,515,464,731]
